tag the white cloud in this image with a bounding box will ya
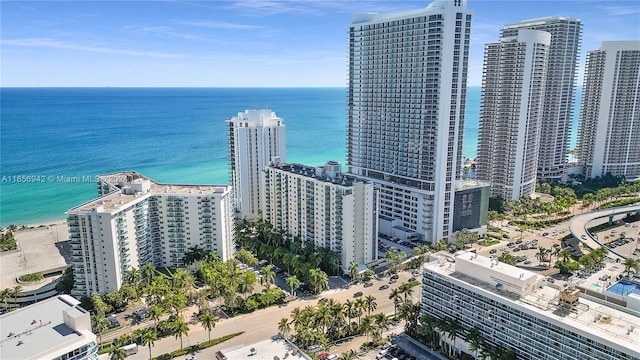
[180,20,263,29]
[1,38,183,58]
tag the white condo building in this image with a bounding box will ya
[263,161,377,273]
[502,17,582,180]
[68,172,234,297]
[0,295,98,360]
[576,41,640,179]
[228,109,286,220]
[421,252,640,360]
[347,0,474,242]
[476,29,551,200]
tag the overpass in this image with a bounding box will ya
[568,203,640,260]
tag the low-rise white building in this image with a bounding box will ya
[421,251,640,359]
[0,295,97,360]
[68,172,234,296]
[263,161,377,273]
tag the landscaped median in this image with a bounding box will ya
[153,332,243,360]
[98,331,243,359]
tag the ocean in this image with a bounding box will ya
[0,86,577,227]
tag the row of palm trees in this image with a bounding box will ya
[0,286,22,310]
[278,295,393,351]
[235,217,339,283]
[90,263,219,360]
[416,314,517,360]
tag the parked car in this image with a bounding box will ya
[503,234,511,239]
[379,284,389,290]
[364,281,374,287]
[353,291,363,298]
[408,277,417,282]
[490,249,497,254]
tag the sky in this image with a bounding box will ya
[1,0,639,87]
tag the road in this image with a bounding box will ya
[569,203,640,260]
[111,270,419,360]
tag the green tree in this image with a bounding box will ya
[260,265,276,290]
[198,310,216,342]
[364,295,377,316]
[497,253,517,265]
[399,283,414,302]
[109,346,127,360]
[148,304,164,331]
[91,315,109,346]
[624,258,639,277]
[172,317,189,350]
[537,246,548,265]
[285,275,301,297]
[141,263,156,287]
[348,261,360,283]
[308,269,329,295]
[278,317,292,340]
[388,288,402,319]
[141,329,157,360]
[466,326,483,359]
[443,318,461,358]
[124,267,142,286]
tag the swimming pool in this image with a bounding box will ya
[606,279,640,297]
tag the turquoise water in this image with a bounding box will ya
[607,279,640,297]
[2,86,580,227]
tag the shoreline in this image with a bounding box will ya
[1,219,67,231]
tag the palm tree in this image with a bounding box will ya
[285,275,301,297]
[198,310,216,343]
[343,299,356,326]
[141,263,156,286]
[278,317,292,340]
[0,288,12,309]
[141,329,157,360]
[172,317,189,350]
[11,286,22,305]
[364,295,377,315]
[466,326,483,359]
[148,304,164,331]
[124,268,142,286]
[360,315,377,343]
[354,298,366,326]
[308,269,329,295]
[91,315,109,345]
[109,346,127,360]
[552,246,562,264]
[349,261,360,283]
[559,249,572,263]
[373,312,390,338]
[443,318,461,358]
[624,258,639,277]
[399,283,414,301]
[260,265,276,290]
[536,246,548,266]
[339,351,357,360]
[388,288,401,319]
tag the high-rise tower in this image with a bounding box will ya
[347,0,474,242]
[227,109,286,220]
[476,29,551,200]
[502,17,582,180]
[576,41,640,179]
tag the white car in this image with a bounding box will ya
[376,350,388,359]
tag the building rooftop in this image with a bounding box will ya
[0,295,96,360]
[425,252,640,354]
[269,162,365,188]
[69,171,229,214]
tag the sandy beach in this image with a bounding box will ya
[0,220,70,291]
